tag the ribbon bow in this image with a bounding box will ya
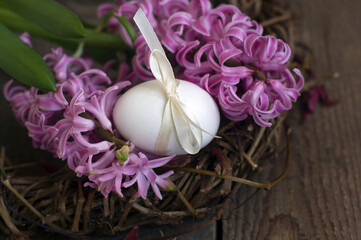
[134,9,214,155]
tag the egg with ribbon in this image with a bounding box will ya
[112,9,220,156]
[113,75,220,156]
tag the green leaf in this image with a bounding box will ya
[1,0,85,38]
[0,24,56,91]
[0,8,128,51]
[114,15,137,43]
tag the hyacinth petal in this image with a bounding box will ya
[270,82,296,109]
[102,81,131,116]
[153,172,173,199]
[158,170,174,180]
[114,173,124,196]
[128,153,141,165]
[84,96,112,131]
[120,165,137,176]
[277,41,291,64]
[176,41,200,68]
[244,34,261,57]
[292,68,305,91]
[98,171,117,182]
[221,65,253,78]
[150,183,163,200]
[262,36,277,62]
[192,16,211,36]
[57,128,72,158]
[132,55,154,80]
[72,116,95,132]
[198,0,212,15]
[37,97,64,111]
[168,12,193,27]
[136,172,149,198]
[97,3,117,18]
[194,43,212,67]
[250,82,265,105]
[78,69,111,85]
[219,48,243,66]
[122,172,138,188]
[258,92,270,110]
[84,150,112,172]
[224,26,247,42]
[74,132,112,153]
[142,168,157,182]
[207,51,222,72]
[139,153,149,167]
[147,155,176,168]
[3,80,23,101]
[252,111,272,127]
[19,32,32,47]
[84,182,97,189]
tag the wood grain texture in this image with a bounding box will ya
[222,0,361,239]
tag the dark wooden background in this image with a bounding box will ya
[1,0,361,239]
[220,0,361,239]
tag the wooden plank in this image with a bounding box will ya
[222,0,361,239]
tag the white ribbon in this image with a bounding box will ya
[134,8,215,155]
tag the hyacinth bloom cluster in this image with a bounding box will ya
[98,0,304,127]
[4,44,174,199]
[4,0,304,200]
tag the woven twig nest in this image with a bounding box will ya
[0,0,299,239]
[0,116,289,239]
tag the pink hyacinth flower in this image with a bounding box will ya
[123,153,175,200]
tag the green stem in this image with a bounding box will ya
[245,64,267,80]
[93,128,129,149]
[72,42,84,58]
[79,113,128,148]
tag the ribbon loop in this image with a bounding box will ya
[149,50,178,92]
[134,8,213,155]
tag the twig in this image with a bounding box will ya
[0,197,22,235]
[2,179,45,220]
[71,179,85,232]
[168,179,197,215]
[82,189,96,233]
[242,152,258,170]
[172,150,289,191]
[103,197,110,218]
[3,162,40,171]
[261,11,292,27]
[113,196,136,233]
[247,127,266,157]
[132,203,208,217]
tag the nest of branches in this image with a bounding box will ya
[0,0,299,239]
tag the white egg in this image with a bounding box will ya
[113,79,220,156]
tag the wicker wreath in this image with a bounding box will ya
[0,0,302,239]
